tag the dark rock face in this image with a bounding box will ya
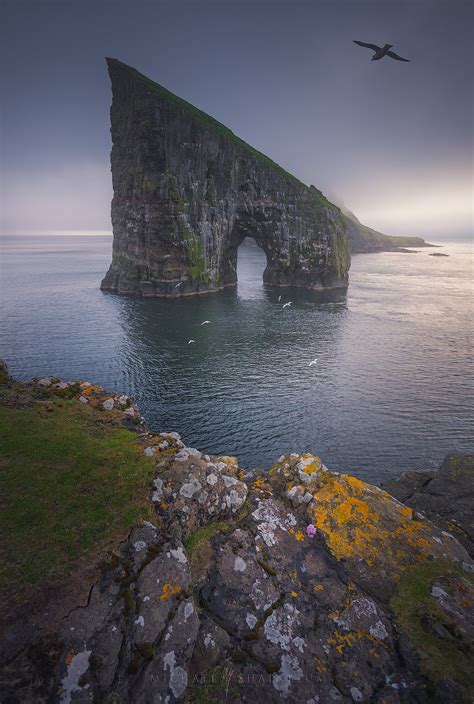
[101,59,350,297]
[46,448,473,703]
[382,453,474,557]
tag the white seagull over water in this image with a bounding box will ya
[188,339,195,344]
[174,281,183,288]
[278,295,282,302]
[282,301,292,309]
[200,320,211,326]
[308,358,319,366]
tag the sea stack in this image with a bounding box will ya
[101,58,350,297]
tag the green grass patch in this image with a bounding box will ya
[390,558,474,700]
[184,236,210,283]
[185,521,229,558]
[0,398,156,601]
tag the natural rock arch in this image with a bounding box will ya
[101,59,350,298]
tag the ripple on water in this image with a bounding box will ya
[1,235,473,483]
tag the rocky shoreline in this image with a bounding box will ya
[0,364,473,704]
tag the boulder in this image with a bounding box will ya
[383,454,474,556]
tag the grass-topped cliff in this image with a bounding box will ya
[106,58,335,210]
[106,58,432,259]
[0,379,156,605]
[103,58,351,297]
[342,207,435,253]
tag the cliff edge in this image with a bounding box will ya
[0,363,473,703]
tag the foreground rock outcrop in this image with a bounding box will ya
[0,366,473,704]
[382,454,474,558]
[101,59,350,297]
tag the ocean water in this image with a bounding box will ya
[1,234,472,484]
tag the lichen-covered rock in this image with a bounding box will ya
[2,374,473,704]
[100,59,350,298]
[132,598,200,704]
[46,448,474,703]
[267,453,470,600]
[382,453,474,557]
[55,534,197,704]
[190,614,231,676]
[151,450,247,539]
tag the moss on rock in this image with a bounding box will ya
[390,559,474,701]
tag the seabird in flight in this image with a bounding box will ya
[353,41,410,62]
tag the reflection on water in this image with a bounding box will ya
[1,234,472,483]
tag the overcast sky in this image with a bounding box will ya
[1,0,472,238]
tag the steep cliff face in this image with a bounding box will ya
[101,59,350,297]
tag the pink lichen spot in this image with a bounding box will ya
[306,524,317,538]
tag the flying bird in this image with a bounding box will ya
[278,295,282,302]
[174,281,183,288]
[353,41,410,62]
[187,339,195,344]
[282,301,292,309]
[308,358,318,367]
[200,320,211,326]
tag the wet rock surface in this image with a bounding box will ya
[0,371,473,703]
[100,59,350,298]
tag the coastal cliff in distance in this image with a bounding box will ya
[342,207,434,253]
[101,58,350,297]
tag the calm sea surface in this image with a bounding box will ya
[1,234,472,483]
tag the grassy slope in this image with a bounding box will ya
[0,394,155,602]
[344,211,431,251]
[391,558,474,700]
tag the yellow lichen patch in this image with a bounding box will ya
[299,453,322,474]
[327,629,384,657]
[314,658,326,673]
[311,471,458,579]
[303,463,318,474]
[217,455,239,468]
[288,526,304,541]
[80,384,102,397]
[397,505,414,519]
[291,591,298,598]
[313,584,324,592]
[253,476,272,493]
[158,582,181,601]
[65,650,74,665]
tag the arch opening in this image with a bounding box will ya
[236,237,268,295]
